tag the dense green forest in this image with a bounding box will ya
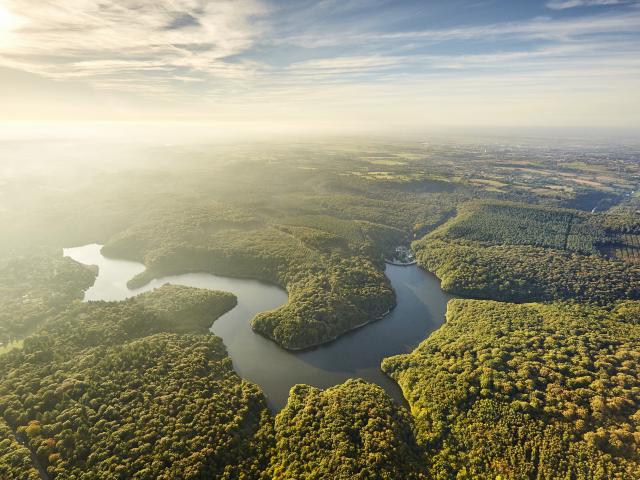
[0,143,470,349]
[431,201,603,253]
[0,286,276,479]
[268,379,427,479]
[382,299,640,479]
[0,418,40,480]
[98,186,429,349]
[0,281,430,479]
[415,201,640,303]
[1,140,639,478]
[429,201,640,254]
[2,334,273,479]
[133,285,237,334]
[0,250,96,345]
[7,142,636,349]
[104,219,397,350]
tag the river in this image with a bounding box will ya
[64,244,452,410]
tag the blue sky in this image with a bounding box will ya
[0,0,638,131]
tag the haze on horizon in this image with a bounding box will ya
[0,0,639,134]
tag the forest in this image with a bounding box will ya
[382,299,640,479]
[415,201,640,303]
[103,217,397,350]
[0,140,639,478]
[0,418,40,480]
[0,286,274,479]
[0,250,96,345]
[268,379,428,480]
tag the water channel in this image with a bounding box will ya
[64,244,453,410]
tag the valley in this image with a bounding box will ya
[64,243,452,410]
[1,137,639,479]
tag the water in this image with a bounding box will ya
[64,244,453,410]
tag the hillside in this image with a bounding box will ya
[383,299,640,479]
[414,201,640,303]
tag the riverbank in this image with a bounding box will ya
[385,259,417,266]
[385,245,417,266]
[64,244,452,410]
[269,306,395,352]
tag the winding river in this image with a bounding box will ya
[64,244,453,410]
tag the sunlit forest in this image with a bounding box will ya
[1,0,640,476]
[0,133,638,479]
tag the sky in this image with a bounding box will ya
[0,0,639,133]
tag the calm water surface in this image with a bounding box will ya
[64,244,453,410]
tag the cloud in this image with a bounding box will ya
[0,0,639,130]
[273,39,640,87]
[280,8,640,48]
[164,13,201,30]
[3,1,639,92]
[546,0,636,10]
[0,0,268,90]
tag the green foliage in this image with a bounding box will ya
[12,285,236,359]
[1,142,462,349]
[432,201,605,254]
[276,225,351,254]
[252,256,394,350]
[134,284,237,334]
[3,141,638,478]
[0,286,272,479]
[383,299,640,479]
[416,239,640,304]
[590,212,640,263]
[123,227,314,287]
[280,215,369,246]
[104,219,397,350]
[0,418,40,480]
[1,334,273,479]
[595,211,640,235]
[0,249,96,343]
[416,201,640,304]
[278,215,405,258]
[102,203,262,263]
[80,150,462,350]
[268,379,427,480]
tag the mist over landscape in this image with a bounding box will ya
[0,1,639,479]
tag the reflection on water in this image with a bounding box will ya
[64,244,452,410]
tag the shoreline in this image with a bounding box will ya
[264,261,425,351]
[384,259,417,266]
[263,306,395,352]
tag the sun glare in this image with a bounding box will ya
[0,2,22,36]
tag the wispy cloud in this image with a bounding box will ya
[279,8,640,47]
[0,0,639,129]
[0,0,268,90]
[547,0,637,10]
